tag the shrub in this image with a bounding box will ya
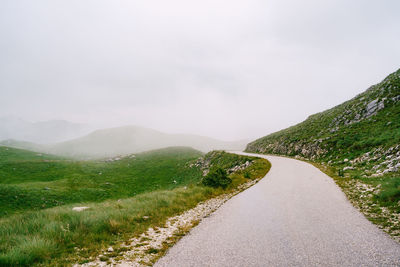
[202,168,231,189]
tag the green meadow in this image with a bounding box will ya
[0,146,270,266]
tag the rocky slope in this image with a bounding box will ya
[247,68,400,177]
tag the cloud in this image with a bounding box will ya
[0,0,399,140]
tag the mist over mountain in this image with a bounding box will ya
[45,126,247,158]
[0,117,94,144]
[0,125,247,159]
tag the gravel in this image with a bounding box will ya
[155,153,400,267]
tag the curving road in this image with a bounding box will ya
[155,153,400,266]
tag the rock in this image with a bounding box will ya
[344,158,349,162]
[343,166,354,171]
[72,207,90,212]
[107,247,114,252]
[365,99,384,118]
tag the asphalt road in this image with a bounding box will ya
[155,153,400,267]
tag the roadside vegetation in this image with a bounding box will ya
[314,162,400,241]
[0,146,271,266]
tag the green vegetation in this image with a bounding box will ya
[377,178,400,205]
[0,146,271,266]
[246,68,400,240]
[202,167,231,188]
[202,150,254,170]
[247,68,400,163]
[0,146,61,162]
[0,125,247,159]
[0,146,203,217]
[313,162,400,239]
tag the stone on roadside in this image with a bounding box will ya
[72,207,90,212]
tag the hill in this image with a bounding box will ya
[8,125,247,159]
[0,146,62,162]
[0,117,93,144]
[0,146,270,266]
[246,68,400,238]
[0,146,203,216]
[247,68,400,177]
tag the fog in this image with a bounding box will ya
[1,0,399,141]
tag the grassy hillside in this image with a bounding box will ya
[1,125,247,159]
[0,146,271,266]
[246,68,400,240]
[247,69,400,165]
[0,146,203,217]
[0,146,62,162]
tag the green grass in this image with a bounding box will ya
[0,146,62,162]
[312,162,400,238]
[245,68,400,239]
[203,150,255,170]
[0,147,203,217]
[0,146,271,266]
[246,68,400,162]
[376,178,400,206]
[245,69,400,206]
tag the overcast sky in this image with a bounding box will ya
[0,0,399,140]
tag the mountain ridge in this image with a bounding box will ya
[1,125,247,159]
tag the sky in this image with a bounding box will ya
[0,0,399,141]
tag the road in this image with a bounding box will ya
[155,153,400,266]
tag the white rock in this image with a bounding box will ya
[107,247,114,252]
[72,207,90,212]
[344,158,349,162]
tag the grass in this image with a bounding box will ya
[0,146,271,266]
[0,146,203,217]
[202,150,255,170]
[245,68,400,239]
[310,161,400,240]
[246,68,400,163]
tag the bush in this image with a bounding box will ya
[202,168,231,189]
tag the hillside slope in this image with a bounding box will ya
[11,125,247,159]
[247,68,400,177]
[246,69,400,239]
[0,146,203,217]
[0,146,270,266]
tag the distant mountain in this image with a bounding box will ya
[1,125,247,159]
[0,117,93,144]
[0,139,43,152]
[246,68,400,177]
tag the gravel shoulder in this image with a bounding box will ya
[155,153,400,267]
